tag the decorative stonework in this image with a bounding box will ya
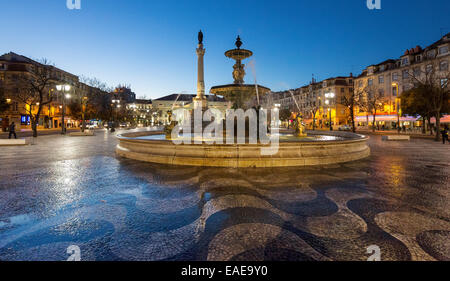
[116,131,370,168]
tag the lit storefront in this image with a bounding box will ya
[355,115,419,129]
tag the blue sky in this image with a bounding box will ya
[1,0,449,98]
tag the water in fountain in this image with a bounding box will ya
[171,92,185,110]
[288,89,302,113]
[246,60,260,106]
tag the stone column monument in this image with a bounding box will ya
[193,30,207,109]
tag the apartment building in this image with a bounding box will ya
[268,76,354,128]
[152,94,229,125]
[354,33,450,129]
[0,52,109,131]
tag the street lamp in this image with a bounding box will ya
[392,82,401,133]
[325,92,335,131]
[56,84,71,134]
[81,96,88,132]
[111,99,121,130]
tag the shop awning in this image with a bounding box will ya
[354,115,418,122]
[431,115,450,124]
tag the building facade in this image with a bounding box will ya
[152,94,230,125]
[0,52,117,132]
[0,52,82,131]
[354,33,450,129]
[127,99,153,126]
[267,76,354,129]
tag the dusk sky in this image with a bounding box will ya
[1,0,449,99]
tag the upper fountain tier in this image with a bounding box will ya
[225,35,253,61]
[210,36,271,109]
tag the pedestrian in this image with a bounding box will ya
[8,122,17,139]
[441,125,449,144]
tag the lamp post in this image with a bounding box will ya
[325,92,335,131]
[111,99,120,131]
[392,82,401,133]
[56,84,71,134]
[81,96,88,132]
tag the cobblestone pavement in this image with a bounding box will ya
[0,130,449,261]
[0,128,81,139]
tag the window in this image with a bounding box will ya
[359,80,363,87]
[441,79,448,88]
[392,73,399,81]
[0,64,5,70]
[440,60,448,71]
[378,75,384,84]
[368,79,373,86]
[428,50,436,59]
[402,58,409,66]
[341,88,345,93]
[378,89,385,97]
[439,45,449,55]
[415,55,422,62]
[426,64,433,73]
[392,86,398,97]
[12,102,18,112]
[402,70,409,79]
[413,67,421,77]
[379,65,385,72]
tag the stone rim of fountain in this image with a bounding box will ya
[116,130,370,168]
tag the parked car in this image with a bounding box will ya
[338,125,352,131]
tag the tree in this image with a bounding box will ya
[339,88,358,133]
[407,61,450,141]
[8,59,55,137]
[401,85,432,134]
[76,76,111,131]
[310,106,319,130]
[366,86,384,132]
[279,108,292,128]
[355,84,384,132]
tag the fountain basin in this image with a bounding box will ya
[225,49,253,60]
[210,84,271,108]
[116,131,370,168]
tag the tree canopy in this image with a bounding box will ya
[279,108,292,121]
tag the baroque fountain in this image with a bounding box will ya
[116,32,370,167]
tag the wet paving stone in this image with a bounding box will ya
[0,130,449,261]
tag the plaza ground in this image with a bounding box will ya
[0,128,82,139]
[0,129,448,261]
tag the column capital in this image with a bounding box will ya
[197,45,205,56]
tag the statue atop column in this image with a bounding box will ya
[198,30,203,45]
[194,30,207,109]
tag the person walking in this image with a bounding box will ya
[8,122,17,139]
[441,125,449,144]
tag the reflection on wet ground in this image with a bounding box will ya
[0,130,449,261]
